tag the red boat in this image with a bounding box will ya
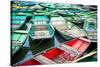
[58,37,91,62]
[16,37,91,65]
[17,59,41,66]
[33,37,91,64]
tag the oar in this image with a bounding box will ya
[71,51,97,63]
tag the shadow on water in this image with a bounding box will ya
[29,37,54,55]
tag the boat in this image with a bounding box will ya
[11,15,27,31]
[16,59,41,66]
[28,3,44,10]
[72,50,97,63]
[10,1,97,66]
[39,3,56,11]
[11,7,33,16]
[33,10,51,16]
[12,11,33,16]
[79,11,97,20]
[39,3,56,9]
[32,37,91,64]
[84,18,97,42]
[62,14,84,24]
[11,33,28,55]
[56,10,69,16]
[12,38,54,65]
[57,37,91,62]
[12,4,28,10]
[50,16,87,40]
[80,5,90,12]
[65,7,81,14]
[14,1,36,6]
[89,5,97,11]
[29,15,55,39]
[55,3,72,9]
[13,37,91,65]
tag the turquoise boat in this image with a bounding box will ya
[55,3,72,9]
[55,10,69,17]
[39,3,56,11]
[11,15,27,31]
[50,16,87,40]
[39,3,56,9]
[29,15,55,39]
[84,18,97,42]
[11,7,33,16]
[14,1,36,6]
[12,11,33,16]
[33,10,51,16]
[11,33,28,55]
[12,15,32,34]
[79,11,97,19]
[28,4,43,10]
[65,8,81,14]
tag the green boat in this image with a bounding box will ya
[56,10,68,15]
[80,5,90,12]
[11,33,28,55]
[28,4,43,10]
[11,7,33,16]
[84,18,97,42]
[61,14,84,24]
[12,11,33,16]
[58,10,97,25]
[11,15,27,31]
[51,16,87,40]
[29,15,55,39]
[79,11,97,19]
[55,3,72,9]
[33,10,51,16]
[39,3,56,9]
[39,3,56,11]
[65,7,81,14]
[14,1,36,6]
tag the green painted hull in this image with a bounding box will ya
[11,33,28,55]
[51,16,87,39]
[29,15,55,39]
[84,18,97,42]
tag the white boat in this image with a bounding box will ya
[50,16,87,40]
